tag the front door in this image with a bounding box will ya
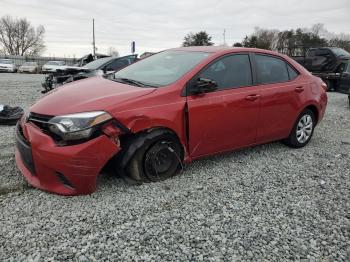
[186,53,260,158]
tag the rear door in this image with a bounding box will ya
[253,53,305,143]
[186,53,261,157]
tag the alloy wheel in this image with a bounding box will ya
[296,114,313,144]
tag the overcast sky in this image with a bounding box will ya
[0,0,349,58]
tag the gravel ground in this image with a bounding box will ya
[0,73,349,261]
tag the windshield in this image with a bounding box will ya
[84,57,113,70]
[0,59,14,64]
[113,50,210,87]
[331,48,350,57]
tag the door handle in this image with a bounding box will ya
[295,86,305,93]
[245,94,260,101]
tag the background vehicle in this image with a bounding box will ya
[0,59,17,72]
[16,47,327,195]
[292,47,350,92]
[74,53,110,67]
[41,61,66,73]
[18,62,39,73]
[42,55,138,93]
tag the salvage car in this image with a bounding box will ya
[18,62,39,73]
[0,59,17,73]
[41,61,66,73]
[15,47,328,195]
[41,55,138,93]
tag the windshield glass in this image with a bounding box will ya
[0,59,14,64]
[23,62,36,66]
[113,51,210,87]
[84,57,113,70]
[331,48,350,57]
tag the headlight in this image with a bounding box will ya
[48,111,112,141]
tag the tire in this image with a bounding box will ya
[125,131,182,182]
[283,109,315,148]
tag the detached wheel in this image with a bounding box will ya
[283,109,315,148]
[126,131,182,182]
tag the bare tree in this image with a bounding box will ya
[107,47,119,57]
[0,15,45,56]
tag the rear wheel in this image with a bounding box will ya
[125,132,182,182]
[283,109,315,148]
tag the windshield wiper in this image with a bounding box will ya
[113,77,156,88]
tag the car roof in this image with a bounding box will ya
[169,46,286,56]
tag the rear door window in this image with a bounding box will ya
[255,55,289,84]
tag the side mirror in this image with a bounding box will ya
[191,77,218,95]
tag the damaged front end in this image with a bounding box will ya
[15,111,130,195]
[41,67,95,93]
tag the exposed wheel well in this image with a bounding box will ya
[305,105,319,124]
[118,127,185,169]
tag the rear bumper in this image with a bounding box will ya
[15,122,120,195]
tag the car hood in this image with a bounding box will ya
[55,66,92,74]
[0,63,14,68]
[30,76,156,116]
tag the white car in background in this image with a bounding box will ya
[18,62,39,73]
[41,61,66,73]
[0,59,17,73]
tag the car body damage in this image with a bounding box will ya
[15,47,328,195]
[41,55,138,94]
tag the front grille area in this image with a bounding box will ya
[56,172,74,189]
[28,112,62,141]
[28,112,53,131]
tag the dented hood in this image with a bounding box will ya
[30,76,156,116]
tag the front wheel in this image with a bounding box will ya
[283,109,315,148]
[125,131,183,182]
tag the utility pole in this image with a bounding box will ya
[92,18,96,58]
[223,29,226,45]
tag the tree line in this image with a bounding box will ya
[0,15,45,56]
[183,24,350,55]
[1,15,349,57]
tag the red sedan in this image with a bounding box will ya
[15,47,328,195]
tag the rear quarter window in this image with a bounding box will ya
[287,64,299,80]
[255,54,289,84]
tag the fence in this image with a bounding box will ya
[0,55,78,67]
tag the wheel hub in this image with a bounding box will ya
[296,114,313,143]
